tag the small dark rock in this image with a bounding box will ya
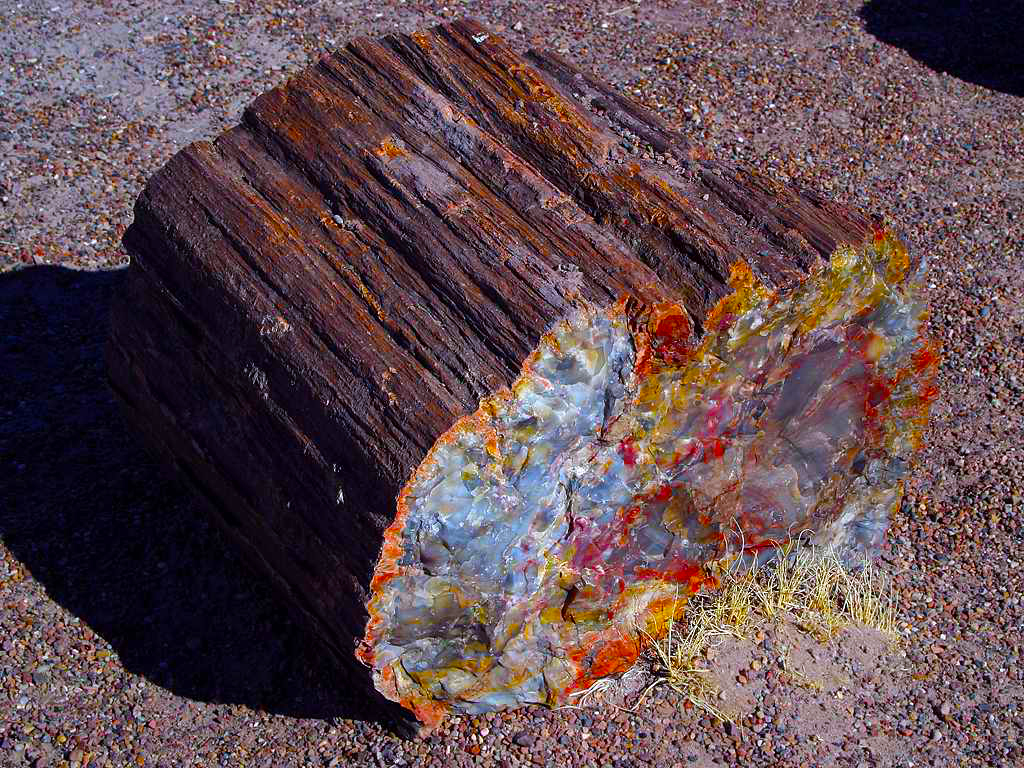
[513,731,534,748]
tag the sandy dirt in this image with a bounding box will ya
[1,1,1022,766]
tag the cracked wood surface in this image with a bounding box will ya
[107,18,873,702]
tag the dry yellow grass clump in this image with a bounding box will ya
[638,543,899,720]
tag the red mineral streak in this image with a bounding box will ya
[652,311,693,364]
[742,538,784,556]
[867,380,891,407]
[630,300,692,374]
[634,561,706,588]
[565,635,640,694]
[701,437,726,462]
[617,436,638,466]
[912,343,940,376]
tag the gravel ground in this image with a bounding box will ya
[2,0,1022,766]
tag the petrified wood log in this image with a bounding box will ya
[107,19,936,727]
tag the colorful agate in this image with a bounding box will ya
[357,230,939,725]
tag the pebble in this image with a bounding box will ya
[2,3,1021,768]
[513,731,535,748]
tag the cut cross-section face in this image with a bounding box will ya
[358,230,938,726]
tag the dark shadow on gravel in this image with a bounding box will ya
[860,1,1024,96]
[0,265,408,732]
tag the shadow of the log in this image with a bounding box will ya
[860,0,1024,97]
[0,265,410,733]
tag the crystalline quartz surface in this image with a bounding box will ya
[359,232,938,725]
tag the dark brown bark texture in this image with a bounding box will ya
[107,19,872,696]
